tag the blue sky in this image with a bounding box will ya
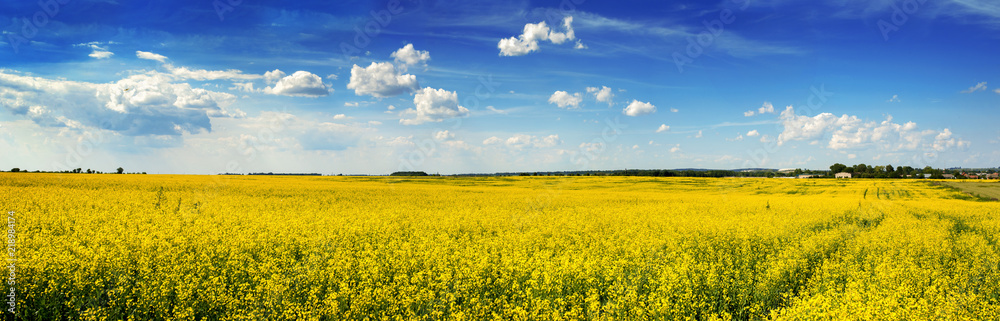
[1,0,998,174]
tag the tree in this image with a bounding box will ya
[117,167,124,174]
[830,163,847,174]
[886,164,894,173]
[9,168,18,172]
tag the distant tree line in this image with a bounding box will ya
[5,167,144,174]
[829,163,997,179]
[390,171,433,176]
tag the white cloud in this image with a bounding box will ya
[344,102,359,107]
[695,130,703,138]
[670,144,681,153]
[656,124,670,133]
[887,94,901,103]
[264,71,330,97]
[483,136,503,145]
[391,44,430,70]
[760,135,772,143]
[90,50,113,59]
[743,110,755,117]
[777,106,970,152]
[586,86,614,106]
[400,87,469,125]
[727,134,744,142]
[485,134,561,148]
[498,16,576,56]
[486,106,508,114]
[746,129,760,137]
[136,51,167,63]
[848,154,857,159]
[961,81,987,93]
[623,100,656,116]
[77,43,113,59]
[326,74,338,80]
[333,114,349,120]
[347,62,420,98]
[0,70,241,136]
[574,41,587,49]
[264,69,286,84]
[434,130,455,141]
[995,89,1000,94]
[670,108,679,113]
[165,64,262,81]
[758,102,775,114]
[548,91,583,109]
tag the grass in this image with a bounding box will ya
[936,180,1000,201]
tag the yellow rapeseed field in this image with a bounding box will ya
[2,173,999,320]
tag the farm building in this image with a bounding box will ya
[835,172,852,179]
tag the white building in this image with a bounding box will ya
[835,172,852,179]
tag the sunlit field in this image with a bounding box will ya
[4,173,1000,320]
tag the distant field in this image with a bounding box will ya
[939,181,1000,201]
[4,174,1000,320]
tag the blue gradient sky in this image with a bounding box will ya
[1,0,997,174]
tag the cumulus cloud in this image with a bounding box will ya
[623,100,656,116]
[136,51,168,63]
[0,70,241,136]
[264,69,286,84]
[747,129,760,137]
[548,91,583,109]
[777,106,969,152]
[399,87,469,125]
[264,71,330,97]
[486,134,561,148]
[758,102,775,114]
[347,62,419,98]
[164,64,262,81]
[498,16,577,56]
[656,124,670,133]
[670,108,679,113]
[586,86,614,106]
[961,82,987,93]
[391,44,430,70]
[434,130,455,141]
[670,144,681,153]
[887,94,901,103]
[76,42,113,59]
[744,110,755,117]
